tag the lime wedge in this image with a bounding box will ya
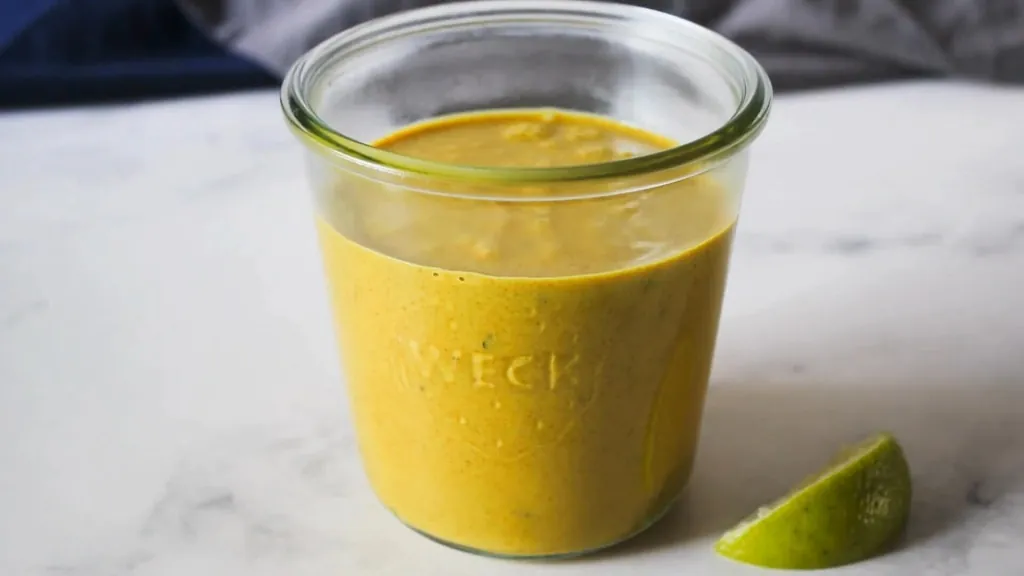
[715,433,911,570]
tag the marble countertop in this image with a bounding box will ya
[1,82,1022,576]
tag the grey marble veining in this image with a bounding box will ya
[1,82,1023,575]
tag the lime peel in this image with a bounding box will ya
[715,432,912,570]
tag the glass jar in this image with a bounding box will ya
[282,0,770,559]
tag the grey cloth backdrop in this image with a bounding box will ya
[177,0,1024,90]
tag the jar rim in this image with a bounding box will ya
[281,0,772,184]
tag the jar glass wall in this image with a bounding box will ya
[282,0,770,558]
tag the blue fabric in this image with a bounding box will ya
[0,0,276,108]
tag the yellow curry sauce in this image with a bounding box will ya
[315,110,735,556]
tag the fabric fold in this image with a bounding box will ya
[177,0,1024,90]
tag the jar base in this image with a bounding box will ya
[395,497,682,560]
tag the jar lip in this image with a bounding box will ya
[281,0,772,184]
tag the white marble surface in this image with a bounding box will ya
[1,82,1023,576]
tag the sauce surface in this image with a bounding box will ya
[316,109,736,556]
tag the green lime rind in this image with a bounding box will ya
[715,433,912,570]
